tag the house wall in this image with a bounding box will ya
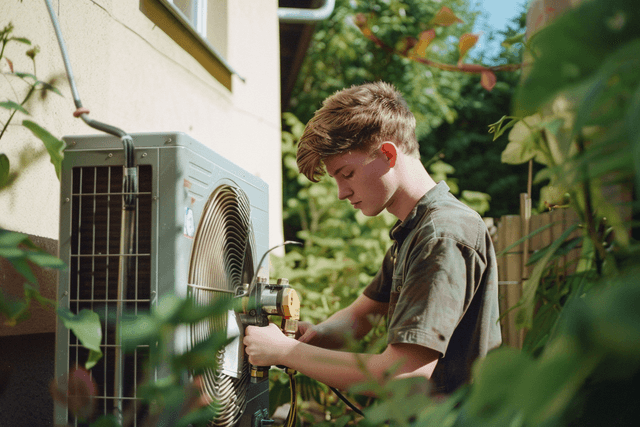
[0,0,282,249]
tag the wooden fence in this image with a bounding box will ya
[491,194,581,349]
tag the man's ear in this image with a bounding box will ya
[380,142,397,168]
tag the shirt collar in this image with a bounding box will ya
[389,181,450,245]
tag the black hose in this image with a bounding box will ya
[330,386,365,417]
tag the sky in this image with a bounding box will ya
[471,0,529,56]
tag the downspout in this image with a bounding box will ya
[278,0,336,24]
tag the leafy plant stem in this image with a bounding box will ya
[0,84,35,140]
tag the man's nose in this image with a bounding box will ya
[337,182,352,200]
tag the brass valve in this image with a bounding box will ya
[243,277,300,382]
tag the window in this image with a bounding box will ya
[141,0,236,89]
[164,0,227,58]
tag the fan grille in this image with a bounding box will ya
[188,184,255,427]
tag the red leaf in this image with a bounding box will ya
[5,58,14,73]
[481,71,497,91]
[431,6,463,27]
[354,13,367,28]
[50,367,97,420]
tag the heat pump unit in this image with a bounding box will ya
[55,132,270,427]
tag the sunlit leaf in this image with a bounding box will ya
[502,114,545,165]
[431,6,463,27]
[458,33,479,63]
[412,29,436,57]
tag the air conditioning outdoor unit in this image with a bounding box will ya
[54,132,270,427]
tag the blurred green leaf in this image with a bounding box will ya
[13,72,37,80]
[36,80,62,96]
[515,0,640,116]
[0,100,29,115]
[119,313,159,351]
[526,236,583,266]
[172,330,228,371]
[9,36,31,44]
[89,415,120,427]
[58,308,103,369]
[0,288,27,325]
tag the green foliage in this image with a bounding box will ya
[350,0,640,425]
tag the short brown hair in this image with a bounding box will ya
[296,81,419,182]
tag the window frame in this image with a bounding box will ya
[141,0,242,90]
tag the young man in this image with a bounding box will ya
[244,82,501,394]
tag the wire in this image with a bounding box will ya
[285,369,298,427]
[330,386,365,417]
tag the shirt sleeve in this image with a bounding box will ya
[387,236,482,356]
[362,244,395,303]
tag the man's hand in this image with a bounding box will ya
[244,323,295,366]
[296,320,318,343]
[296,320,349,348]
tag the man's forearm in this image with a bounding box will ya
[244,324,440,393]
[280,339,381,391]
[305,296,386,349]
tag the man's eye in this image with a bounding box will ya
[343,171,354,179]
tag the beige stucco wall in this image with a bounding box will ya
[0,0,282,248]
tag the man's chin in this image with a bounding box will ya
[360,206,384,217]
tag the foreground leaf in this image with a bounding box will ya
[58,308,103,369]
[0,154,9,187]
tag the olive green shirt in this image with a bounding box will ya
[363,181,501,393]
